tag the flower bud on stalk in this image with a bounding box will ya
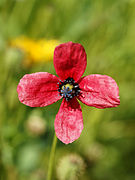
[57,154,85,180]
[26,114,46,136]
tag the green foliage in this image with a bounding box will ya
[0,0,135,179]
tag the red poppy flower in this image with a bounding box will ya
[17,42,120,144]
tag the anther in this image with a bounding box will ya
[57,77,81,101]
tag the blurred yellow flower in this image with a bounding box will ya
[10,36,60,66]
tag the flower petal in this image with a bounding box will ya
[17,72,62,107]
[54,42,87,81]
[78,74,120,108]
[54,98,83,144]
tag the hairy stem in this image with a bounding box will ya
[47,133,57,180]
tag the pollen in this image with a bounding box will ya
[62,84,73,90]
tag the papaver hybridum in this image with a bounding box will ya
[17,42,120,144]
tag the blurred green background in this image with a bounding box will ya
[0,0,135,179]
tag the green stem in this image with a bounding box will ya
[47,133,57,180]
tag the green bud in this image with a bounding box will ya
[57,154,85,180]
[25,110,46,136]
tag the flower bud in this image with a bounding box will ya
[57,154,85,180]
[26,113,46,136]
[84,143,104,164]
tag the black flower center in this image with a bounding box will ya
[58,77,80,101]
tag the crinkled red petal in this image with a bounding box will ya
[54,98,83,144]
[78,74,120,108]
[53,42,87,81]
[17,72,62,107]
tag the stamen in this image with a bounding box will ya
[57,77,80,101]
